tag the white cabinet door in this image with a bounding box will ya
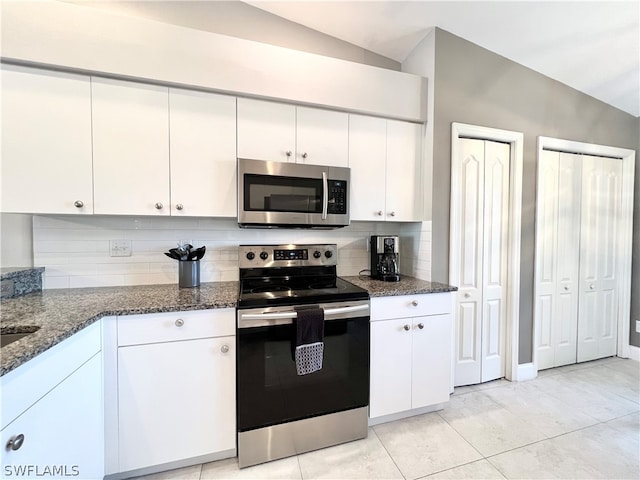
[1,65,93,214]
[118,336,235,472]
[411,314,452,408]
[169,89,237,217]
[237,98,295,163]
[369,318,412,418]
[385,120,422,221]
[92,78,170,215]
[577,155,622,362]
[296,107,348,167]
[348,114,387,221]
[1,354,104,480]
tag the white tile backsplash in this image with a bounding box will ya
[33,215,432,289]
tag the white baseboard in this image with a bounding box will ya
[515,362,537,381]
[627,345,640,361]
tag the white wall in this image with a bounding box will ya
[33,216,431,289]
[0,213,33,268]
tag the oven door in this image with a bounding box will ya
[237,158,350,228]
[236,300,370,433]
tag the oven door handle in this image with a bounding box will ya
[239,304,369,322]
[321,171,328,220]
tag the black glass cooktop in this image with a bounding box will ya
[237,274,369,308]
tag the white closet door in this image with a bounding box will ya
[577,155,622,362]
[554,153,582,366]
[480,141,509,382]
[454,138,485,386]
[535,151,582,370]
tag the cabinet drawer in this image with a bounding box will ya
[117,309,235,346]
[371,293,453,321]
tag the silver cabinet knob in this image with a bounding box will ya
[389,211,396,217]
[302,152,308,159]
[417,323,424,329]
[6,434,24,451]
[403,324,410,331]
[155,202,163,210]
[74,200,84,208]
[176,204,184,211]
[411,300,419,307]
[286,150,292,158]
[221,344,230,354]
[564,285,569,291]
[175,318,184,327]
[377,210,383,216]
[464,292,471,298]
[590,284,595,290]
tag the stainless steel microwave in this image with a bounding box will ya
[237,158,350,229]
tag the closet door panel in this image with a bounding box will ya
[481,141,509,382]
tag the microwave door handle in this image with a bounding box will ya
[322,171,328,220]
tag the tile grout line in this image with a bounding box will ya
[369,426,408,480]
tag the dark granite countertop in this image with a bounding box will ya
[0,266,45,280]
[0,282,239,376]
[0,275,456,377]
[343,275,457,296]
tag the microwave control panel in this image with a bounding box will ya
[327,180,347,214]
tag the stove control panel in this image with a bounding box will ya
[239,244,337,268]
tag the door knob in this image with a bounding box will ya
[286,150,292,158]
[590,284,595,290]
[417,323,424,329]
[74,200,84,208]
[221,345,230,353]
[175,318,184,327]
[388,211,396,217]
[403,324,410,331]
[411,300,419,307]
[464,293,471,298]
[155,202,163,210]
[301,152,308,159]
[377,211,383,216]
[176,204,184,211]
[564,285,569,291]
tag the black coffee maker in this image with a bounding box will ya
[370,235,400,282]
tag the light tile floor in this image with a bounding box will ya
[133,357,639,480]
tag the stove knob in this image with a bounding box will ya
[313,250,322,259]
[260,251,269,260]
[324,250,333,258]
[246,252,255,260]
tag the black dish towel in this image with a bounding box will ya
[294,306,325,375]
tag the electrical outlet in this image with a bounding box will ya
[636,320,640,334]
[110,240,132,257]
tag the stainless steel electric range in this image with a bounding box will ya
[236,243,370,468]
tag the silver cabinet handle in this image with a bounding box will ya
[417,323,424,329]
[175,318,184,327]
[155,202,163,210]
[302,152,308,159]
[286,150,292,158]
[464,292,470,298]
[176,204,184,211]
[590,284,595,290]
[221,345,229,354]
[6,434,24,451]
[389,211,396,217]
[377,211,383,216]
[403,324,410,331]
[321,171,328,220]
[411,300,418,307]
[74,200,84,208]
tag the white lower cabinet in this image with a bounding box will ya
[112,309,236,474]
[369,293,452,421]
[1,323,103,480]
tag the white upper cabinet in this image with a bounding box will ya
[169,89,237,217]
[349,115,423,222]
[385,120,422,222]
[237,98,296,162]
[1,65,93,214]
[237,98,349,167]
[92,78,170,215]
[296,107,348,167]
[348,115,387,220]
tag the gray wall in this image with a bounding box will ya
[631,117,640,347]
[430,29,639,363]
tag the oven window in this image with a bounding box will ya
[244,174,322,213]
[237,317,370,432]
